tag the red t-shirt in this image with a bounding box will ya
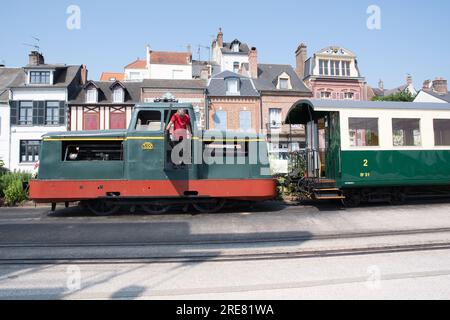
[171,113,191,139]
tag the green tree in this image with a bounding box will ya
[372,90,416,102]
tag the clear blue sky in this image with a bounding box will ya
[1,0,449,89]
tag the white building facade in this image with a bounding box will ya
[7,52,85,172]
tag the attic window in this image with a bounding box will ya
[113,87,124,103]
[232,43,239,53]
[279,78,289,90]
[86,88,98,103]
[226,78,240,95]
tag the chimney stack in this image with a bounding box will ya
[249,47,258,79]
[80,64,88,85]
[406,74,413,85]
[295,43,307,80]
[432,77,448,95]
[200,66,210,80]
[217,28,223,48]
[423,80,431,90]
[28,51,44,66]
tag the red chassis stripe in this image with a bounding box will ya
[29,179,277,203]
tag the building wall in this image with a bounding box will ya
[124,68,149,81]
[149,64,192,80]
[10,125,66,172]
[261,94,306,138]
[69,105,134,131]
[10,88,67,172]
[208,97,260,133]
[309,79,366,101]
[220,54,249,73]
[0,102,10,168]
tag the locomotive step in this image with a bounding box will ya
[314,195,346,200]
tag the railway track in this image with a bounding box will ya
[1,227,450,265]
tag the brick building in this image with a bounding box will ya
[141,79,207,129]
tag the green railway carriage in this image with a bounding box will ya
[30,102,277,215]
[286,99,450,206]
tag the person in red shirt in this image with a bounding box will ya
[165,109,192,141]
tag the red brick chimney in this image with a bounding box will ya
[80,64,88,85]
[28,51,44,66]
[423,80,431,90]
[432,77,448,95]
[217,28,223,48]
[249,47,258,79]
[295,43,307,79]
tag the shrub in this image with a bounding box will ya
[0,171,31,206]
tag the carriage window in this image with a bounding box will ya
[392,118,421,147]
[63,141,124,161]
[135,111,162,131]
[349,118,379,147]
[434,119,450,146]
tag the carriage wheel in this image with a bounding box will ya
[193,199,226,213]
[341,191,361,208]
[86,200,120,216]
[390,190,406,205]
[141,204,172,214]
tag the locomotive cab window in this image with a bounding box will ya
[434,119,450,146]
[62,141,124,161]
[135,110,162,131]
[392,118,421,147]
[348,118,379,147]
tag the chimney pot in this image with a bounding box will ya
[217,28,223,48]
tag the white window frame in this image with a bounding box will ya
[86,89,98,103]
[269,108,282,129]
[113,88,124,103]
[226,78,240,95]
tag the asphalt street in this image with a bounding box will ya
[1,199,450,299]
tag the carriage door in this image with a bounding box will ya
[306,120,320,178]
[325,112,341,180]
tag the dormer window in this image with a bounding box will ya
[277,73,292,90]
[233,62,240,73]
[226,78,240,95]
[86,88,98,103]
[29,71,50,84]
[232,43,239,53]
[113,87,124,103]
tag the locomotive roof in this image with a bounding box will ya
[286,99,450,124]
[42,130,127,139]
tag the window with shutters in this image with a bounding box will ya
[19,101,33,125]
[20,140,40,163]
[239,111,252,132]
[83,110,100,131]
[45,101,60,125]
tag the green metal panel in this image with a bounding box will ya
[338,150,450,188]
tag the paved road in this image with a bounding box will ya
[1,200,450,299]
